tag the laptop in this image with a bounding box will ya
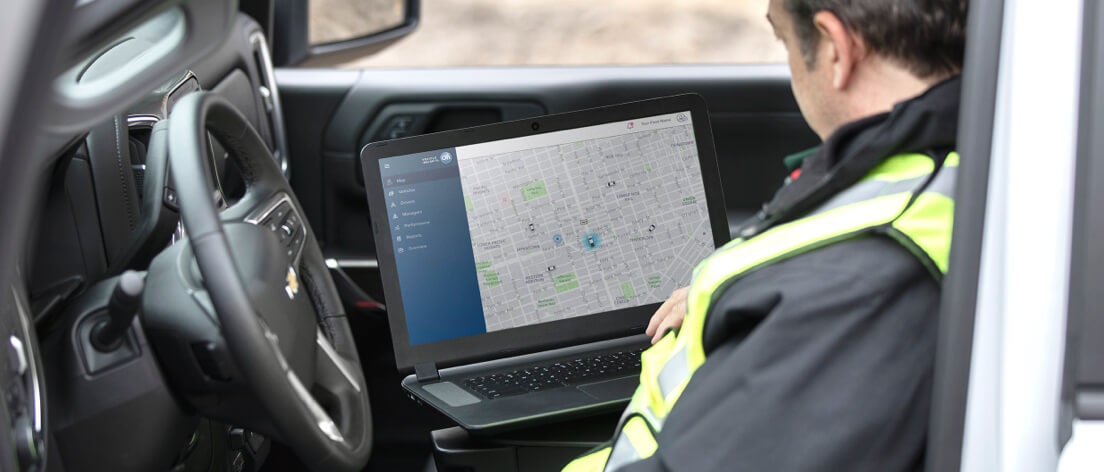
[359,94,730,432]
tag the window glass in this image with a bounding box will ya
[315,0,785,68]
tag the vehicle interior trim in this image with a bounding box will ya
[926,0,1006,469]
[248,30,290,177]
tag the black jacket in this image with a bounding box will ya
[623,77,961,471]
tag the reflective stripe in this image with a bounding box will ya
[925,165,957,200]
[864,152,936,181]
[605,417,657,472]
[562,446,612,472]
[812,163,957,217]
[656,346,689,401]
[946,152,960,167]
[810,175,928,217]
[617,394,663,435]
[604,428,640,471]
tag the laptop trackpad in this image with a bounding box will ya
[577,376,638,400]
[424,381,481,407]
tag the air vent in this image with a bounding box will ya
[249,31,290,178]
[126,115,159,200]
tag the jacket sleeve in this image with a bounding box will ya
[620,236,940,472]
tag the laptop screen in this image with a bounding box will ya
[377,110,716,346]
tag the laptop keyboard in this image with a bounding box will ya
[462,347,646,400]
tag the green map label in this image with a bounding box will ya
[554,272,579,293]
[621,282,636,299]
[647,275,662,289]
[537,298,556,308]
[483,270,501,287]
[521,180,548,201]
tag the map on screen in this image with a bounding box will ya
[455,114,714,332]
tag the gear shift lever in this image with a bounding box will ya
[90,271,144,352]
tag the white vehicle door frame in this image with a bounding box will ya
[959,0,1083,470]
[1058,0,1104,468]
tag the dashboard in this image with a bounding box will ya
[11,13,295,472]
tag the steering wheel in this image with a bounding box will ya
[145,91,371,471]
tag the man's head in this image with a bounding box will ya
[767,0,968,139]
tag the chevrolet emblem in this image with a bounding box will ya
[285,267,300,299]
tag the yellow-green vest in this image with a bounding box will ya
[563,152,958,471]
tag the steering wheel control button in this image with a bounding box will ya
[291,231,304,248]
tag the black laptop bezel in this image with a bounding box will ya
[360,94,730,373]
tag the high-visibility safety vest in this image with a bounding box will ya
[563,152,958,471]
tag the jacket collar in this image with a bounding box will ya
[735,75,961,239]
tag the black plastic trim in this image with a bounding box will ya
[925,0,1005,469]
[1061,0,1104,443]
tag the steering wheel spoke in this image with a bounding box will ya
[315,329,363,395]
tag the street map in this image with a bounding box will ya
[457,123,715,332]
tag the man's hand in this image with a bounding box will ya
[646,287,689,344]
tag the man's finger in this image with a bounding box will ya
[651,316,682,344]
[647,295,679,336]
[646,309,667,337]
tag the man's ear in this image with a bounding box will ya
[812,11,863,90]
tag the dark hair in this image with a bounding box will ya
[783,0,968,78]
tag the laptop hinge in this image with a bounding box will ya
[415,362,440,382]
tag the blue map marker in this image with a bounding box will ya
[582,232,601,251]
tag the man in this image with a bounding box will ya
[563,0,966,470]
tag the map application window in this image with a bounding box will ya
[380,111,716,345]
